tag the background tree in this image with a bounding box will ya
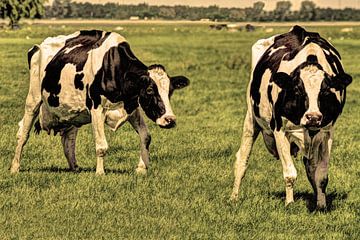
[274,1,292,21]
[299,0,316,21]
[42,0,360,22]
[49,0,72,18]
[0,0,46,29]
[252,1,265,21]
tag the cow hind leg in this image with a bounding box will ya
[231,111,260,200]
[91,107,108,175]
[10,99,42,173]
[128,108,151,174]
[61,126,79,171]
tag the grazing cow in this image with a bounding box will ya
[10,30,189,174]
[231,26,352,209]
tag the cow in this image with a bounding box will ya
[10,30,189,175]
[231,26,352,210]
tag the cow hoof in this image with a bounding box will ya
[316,203,327,212]
[70,166,80,173]
[285,200,294,207]
[230,192,239,201]
[10,164,20,174]
[135,167,147,175]
[96,170,105,175]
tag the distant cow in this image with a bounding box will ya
[10,30,189,174]
[231,26,352,210]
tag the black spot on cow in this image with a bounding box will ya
[74,73,84,90]
[28,45,39,69]
[41,30,111,107]
[48,94,60,107]
[307,54,318,64]
[318,80,343,127]
[85,84,92,110]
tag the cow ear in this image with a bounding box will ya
[326,73,352,90]
[272,72,294,90]
[170,76,190,90]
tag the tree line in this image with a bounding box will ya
[45,0,360,21]
[1,0,360,29]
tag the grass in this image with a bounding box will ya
[0,22,359,239]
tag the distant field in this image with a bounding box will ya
[0,23,359,239]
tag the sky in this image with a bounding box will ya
[70,0,360,10]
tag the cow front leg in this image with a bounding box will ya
[61,126,79,171]
[11,96,42,173]
[128,108,151,174]
[231,111,260,200]
[91,107,108,175]
[304,133,332,210]
[274,130,297,205]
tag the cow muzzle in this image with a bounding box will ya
[156,115,176,129]
[304,111,323,129]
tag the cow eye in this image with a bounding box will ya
[146,86,154,95]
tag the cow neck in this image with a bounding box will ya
[88,42,148,115]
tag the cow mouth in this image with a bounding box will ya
[304,121,322,130]
[156,115,176,129]
[305,125,321,131]
[159,122,176,129]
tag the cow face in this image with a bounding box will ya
[139,65,189,128]
[273,64,352,130]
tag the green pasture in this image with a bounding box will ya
[0,23,359,239]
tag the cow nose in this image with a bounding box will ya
[305,112,323,127]
[164,115,176,127]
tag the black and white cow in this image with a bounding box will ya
[231,26,352,209]
[10,30,189,175]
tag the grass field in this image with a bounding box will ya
[0,22,359,239]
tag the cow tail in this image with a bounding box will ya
[27,45,40,70]
[34,120,41,134]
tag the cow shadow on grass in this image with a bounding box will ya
[21,166,131,175]
[272,190,348,212]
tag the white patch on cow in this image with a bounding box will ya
[64,44,83,54]
[136,156,147,174]
[251,35,277,71]
[299,65,324,125]
[103,100,129,131]
[323,49,330,55]
[148,67,175,126]
[258,69,273,123]
[56,64,87,120]
[105,108,128,131]
[268,45,286,57]
[278,43,334,76]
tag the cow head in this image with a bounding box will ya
[138,64,189,128]
[272,60,352,130]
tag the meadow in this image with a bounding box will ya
[0,22,359,239]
